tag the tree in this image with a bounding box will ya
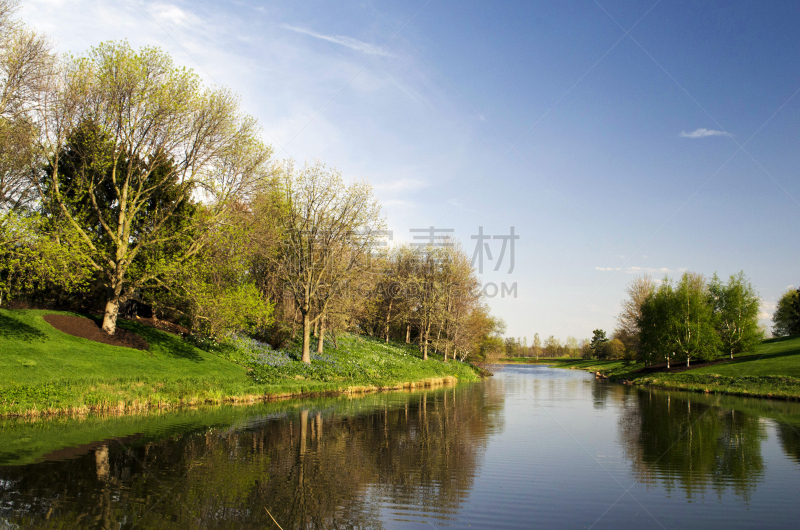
[589,329,608,358]
[638,281,672,367]
[273,161,384,362]
[614,275,654,360]
[532,333,542,359]
[669,272,720,365]
[709,272,763,359]
[602,338,625,360]
[565,336,579,358]
[773,288,800,337]
[544,335,559,357]
[38,42,271,335]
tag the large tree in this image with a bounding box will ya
[273,161,384,363]
[38,42,271,334]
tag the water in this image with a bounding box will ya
[2,365,800,528]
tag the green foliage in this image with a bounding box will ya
[0,212,93,304]
[709,272,763,357]
[638,273,720,365]
[590,329,608,358]
[773,288,800,337]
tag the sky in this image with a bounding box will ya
[19,0,800,341]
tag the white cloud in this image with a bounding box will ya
[595,267,620,271]
[759,298,777,320]
[788,284,795,289]
[281,24,392,57]
[680,128,732,138]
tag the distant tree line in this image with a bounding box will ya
[0,0,503,363]
[500,333,589,359]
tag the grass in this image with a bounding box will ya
[0,309,480,417]
[553,336,800,401]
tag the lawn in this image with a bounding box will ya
[553,336,800,401]
[0,309,481,416]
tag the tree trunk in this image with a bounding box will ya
[317,316,325,354]
[423,324,430,360]
[101,279,125,335]
[444,342,449,362]
[406,324,411,343]
[385,298,393,343]
[301,312,311,363]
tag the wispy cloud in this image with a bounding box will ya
[680,128,732,138]
[281,24,392,57]
[373,178,430,193]
[595,266,687,275]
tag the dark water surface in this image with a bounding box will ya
[3,365,800,528]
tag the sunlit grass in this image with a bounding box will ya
[0,309,480,416]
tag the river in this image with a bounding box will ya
[2,365,800,528]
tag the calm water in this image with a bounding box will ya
[3,365,800,528]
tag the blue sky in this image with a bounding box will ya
[21,0,800,341]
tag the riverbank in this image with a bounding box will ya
[0,309,481,417]
[550,336,800,401]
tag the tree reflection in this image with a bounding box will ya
[0,383,502,529]
[619,389,766,500]
[775,422,800,465]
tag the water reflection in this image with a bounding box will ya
[620,388,767,500]
[0,383,503,529]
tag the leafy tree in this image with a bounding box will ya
[602,338,625,360]
[773,288,800,337]
[637,282,672,366]
[38,42,271,335]
[589,329,608,358]
[709,272,763,359]
[151,219,274,337]
[669,272,720,365]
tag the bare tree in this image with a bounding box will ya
[274,161,384,362]
[615,274,654,358]
[0,0,54,212]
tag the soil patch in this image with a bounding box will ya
[43,314,149,351]
[133,317,189,336]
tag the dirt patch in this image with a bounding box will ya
[133,316,189,336]
[43,314,149,351]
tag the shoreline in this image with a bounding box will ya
[0,376,463,419]
[554,363,800,402]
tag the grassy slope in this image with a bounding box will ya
[554,336,800,400]
[0,309,480,416]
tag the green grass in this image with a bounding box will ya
[554,336,800,400]
[0,309,480,416]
